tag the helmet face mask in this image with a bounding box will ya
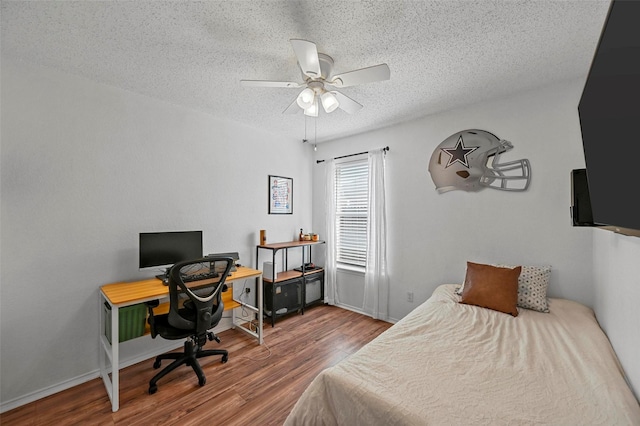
[428,129,531,193]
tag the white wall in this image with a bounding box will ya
[0,58,314,409]
[313,79,595,321]
[593,231,640,399]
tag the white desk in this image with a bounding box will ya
[99,266,263,412]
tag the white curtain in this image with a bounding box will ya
[363,149,389,320]
[324,159,338,305]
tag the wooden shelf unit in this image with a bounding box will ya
[261,267,324,283]
[256,240,325,326]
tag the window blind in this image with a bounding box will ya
[335,159,368,267]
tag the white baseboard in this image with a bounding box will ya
[333,302,367,316]
[0,370,99,414]
[333,302,397,324]
[1,320,234,414]
[0,339,181,414]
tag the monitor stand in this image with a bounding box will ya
[155,268,169,285]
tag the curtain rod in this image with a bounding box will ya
[316,146,389,164]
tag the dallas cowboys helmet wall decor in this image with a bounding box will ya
[428,129,531,193]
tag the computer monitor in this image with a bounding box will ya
[139,231,203,272]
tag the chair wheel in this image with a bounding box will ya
[149,385,158,394]
[221,354,228,363]
[199,377,206,386]
[153,359,161,369]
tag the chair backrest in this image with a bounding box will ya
[166,256,234,336]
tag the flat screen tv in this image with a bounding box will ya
[577,0,640,237]
[139,231,203,271]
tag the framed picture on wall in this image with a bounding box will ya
[268,175,293,214]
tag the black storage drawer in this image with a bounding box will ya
[304,272,324,306]
[264,278,302,316]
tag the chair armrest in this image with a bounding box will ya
[146,300,160,309]
[145,300,160,338]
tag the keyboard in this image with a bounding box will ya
[181,271,219,282]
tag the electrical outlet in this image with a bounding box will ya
[407,291,414,303]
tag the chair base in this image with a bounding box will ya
[148,339,228,394]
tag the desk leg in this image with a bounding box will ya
[230,276,263,345]
[257,275,263,344]
[110,306,119,411]
[99,293,120,412]
[231,296,236,329]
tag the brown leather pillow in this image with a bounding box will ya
[460,262,521,316]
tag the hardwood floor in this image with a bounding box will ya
[1,305,391,425]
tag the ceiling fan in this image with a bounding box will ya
[240,39,390,117]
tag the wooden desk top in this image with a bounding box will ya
[101,266,262,306]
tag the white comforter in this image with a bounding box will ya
[285,284,640,425]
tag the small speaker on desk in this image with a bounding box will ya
[263,262,278,280]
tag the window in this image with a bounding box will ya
[335,158,368,267]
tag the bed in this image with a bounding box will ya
[284,278,640,425]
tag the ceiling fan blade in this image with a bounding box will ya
[329,63,390,88]
[240,80,302,88]
[333,91,363,114]
[283,96,301,114]
[290,39,321,78]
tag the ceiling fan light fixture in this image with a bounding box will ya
[321,91,340,113]
[241,39,390,117]
[296,88,315,109]
[304,97,319,117]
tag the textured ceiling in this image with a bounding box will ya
[1,0,611,143]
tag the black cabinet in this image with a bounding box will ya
[264,278,303,318]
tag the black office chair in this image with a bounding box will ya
[146,256,234,394]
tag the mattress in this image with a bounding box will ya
[284,284,640,425]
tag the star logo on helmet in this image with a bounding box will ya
[441,135,479,168]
